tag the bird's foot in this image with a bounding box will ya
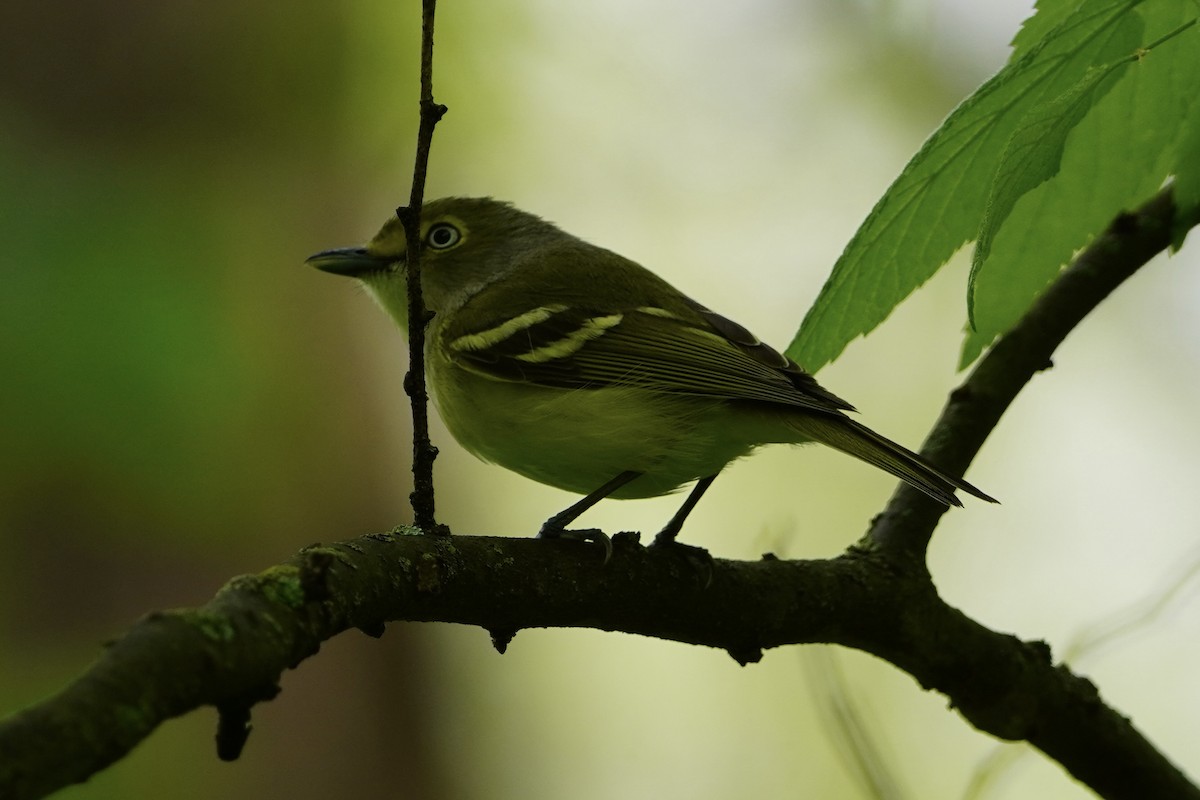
[539,523,613,564]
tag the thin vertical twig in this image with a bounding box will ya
[396,0,448,534]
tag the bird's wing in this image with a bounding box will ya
[438,260,852,415]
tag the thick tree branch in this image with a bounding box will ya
[1,533,1196,799]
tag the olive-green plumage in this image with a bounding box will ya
[309,197,994,544]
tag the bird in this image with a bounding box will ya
[308,197,994,557]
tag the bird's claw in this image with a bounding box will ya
[539,525,613,564]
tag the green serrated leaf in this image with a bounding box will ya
[963,4,1200,365]
[968,60,1132,325]
[1170,83,1200,249]
[788,0,1146,372]
[1011,0,1085,58]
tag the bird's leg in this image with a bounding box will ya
[650,475,719,587]
[539,470,642,563]
[652,474,717,547]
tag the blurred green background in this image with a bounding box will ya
[3,1,1198,798]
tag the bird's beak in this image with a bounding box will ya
[306,246,398,277]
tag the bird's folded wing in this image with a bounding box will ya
[443,301,853,415]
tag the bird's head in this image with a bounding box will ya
[307,197,568,327]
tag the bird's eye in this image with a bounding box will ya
[425,222,462,250]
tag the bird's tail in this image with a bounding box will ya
[789,414,997,507]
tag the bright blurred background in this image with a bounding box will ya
[3,1,1199,798]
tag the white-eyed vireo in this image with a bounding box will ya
[309,197,994,555]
